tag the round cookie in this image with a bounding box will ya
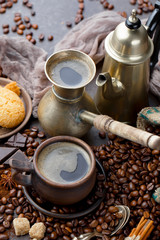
[0,86,25,128]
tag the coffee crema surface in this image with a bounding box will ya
[37,142,91,184]
[50,59,90,88]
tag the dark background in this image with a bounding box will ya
[0,0,156,55]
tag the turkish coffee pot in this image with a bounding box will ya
[95,1,160,125]
[38,49,160,150]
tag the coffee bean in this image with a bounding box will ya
[29,131,37,138]
[17,190,23,198]
[103,1,109,8]
[147,182,154,191]
[39,33,45,41]
[66,21,72,28]
[5,209,14,215]
[24,16,30,23]
[14,12,21,17]
[0,233,9,240]
[130,0,136,4]
[108,4,114,10]
[12,198,19,207]
[17,29,23,35]
[30,126,38,132]
[25,23,31,30]
[6,2,13,8]
[140,184,147,191]
[99,131,106,139]
[19,24,25,30]
[14,16,21,22]
[1,3,7,8]
[108,206,119,213]
[16,206,23,215]
[32,24,38,29]
[31,10,36,16]
[6,215,13,222]
[6,204,14,210]
[18,197,25,205]
[141,201,148,209]
[11,26,17,32]
[129,182,136,191]
[0,226,5,233]
[23,0,28,4]
[26,147,34,156]
[0,8,6,13]
[0,206,5,214]
[132,165,140,172]
[3,220,10,229]
[3,28,9,34]
[48,35,53,41]
[27,136,34,143]
[26,2,32,8]
[106,198,114,206]
[2,24,9,28]
[143,194,150,201]
[1,197,7,205]
[16,20,23,27]
[32,141,39,148]
[30,38,36,44]
[130,200,137,207]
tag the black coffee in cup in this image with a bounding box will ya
[50,59,90,88]
[37,142,91,184]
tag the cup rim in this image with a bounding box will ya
[44,49,96,90]
[33,136,96,188]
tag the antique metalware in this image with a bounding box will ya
[95,1,160,125]
[38,49,97,138]
[37,49,160,150]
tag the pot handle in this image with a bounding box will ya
[9,159,34,186]
[79,111,160,150]
[145,1,160,75]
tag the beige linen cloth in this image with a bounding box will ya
[0,11,159,117]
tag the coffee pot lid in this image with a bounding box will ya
[105,9,154,64]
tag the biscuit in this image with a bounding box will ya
[0,86,25,128]
[4,81,20,96]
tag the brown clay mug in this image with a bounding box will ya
[9,136,96,205]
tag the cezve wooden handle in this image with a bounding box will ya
[93,115,160,150]
[79,111,160,150]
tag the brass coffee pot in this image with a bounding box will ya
[95,1,160,125]
[38,49,160,150]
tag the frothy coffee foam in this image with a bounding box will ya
[37,142,91,184]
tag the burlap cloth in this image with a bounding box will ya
[0,11,160,119]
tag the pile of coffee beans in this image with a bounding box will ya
[0,172,122,240]
[129,0,154,15]
[21,126,46,157]
[1,125,160,239]
[0,0,17,15]
[91,126,160,239]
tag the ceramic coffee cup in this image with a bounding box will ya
[9,136,96,205]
